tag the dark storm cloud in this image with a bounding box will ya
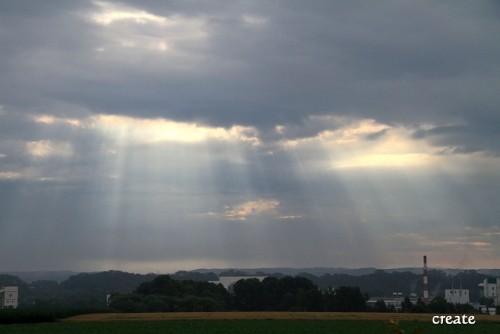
[418,127,500,156]
[1,1,500,271]
[0,1,94,108]
[1,1,499,154]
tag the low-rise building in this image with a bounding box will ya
[445,289,469,304]
[367,292,419,312]
[479,278,500,306]
[0,286,19,309]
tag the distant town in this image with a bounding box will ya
[2,257,500,315]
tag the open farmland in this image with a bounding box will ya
[65,311,500,322]
[1,313,500,334]
[0,318,500,334]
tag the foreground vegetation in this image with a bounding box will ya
[109,275,367,312]
[1,319,500,334]
[108,275,482,314]
[1,268,495,310]
[0,308,107,324]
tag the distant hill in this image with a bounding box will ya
[0,274,27,287]
[192,267,500,277]
[0,271,77,283]
[3,267,499,282]
[192,267,379,276]
[2,267,499,309]
[0,270,158,309]
[60,271,157,293]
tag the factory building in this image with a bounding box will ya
[367,293,419,312]
[0,286,19,309]
[444,289,469,304]
[479,278,500,306]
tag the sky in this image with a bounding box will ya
[1,0,500,273]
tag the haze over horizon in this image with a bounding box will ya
[1,1,500,274]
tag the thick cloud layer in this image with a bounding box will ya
[1,1,499,272]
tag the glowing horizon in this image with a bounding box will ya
[1,1,500,272]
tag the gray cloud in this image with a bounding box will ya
[1,1,500,271]
[2,2,499,137]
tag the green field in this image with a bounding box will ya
[1,319,500,334]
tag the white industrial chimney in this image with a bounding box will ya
[423,255,429,305]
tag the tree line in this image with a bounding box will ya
[2,268,495,312]
[109,275,368,312]
[109,274,488,314]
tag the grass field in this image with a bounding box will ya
[1,312,499,334]
[64,311,500,322]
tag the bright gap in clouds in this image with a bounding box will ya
[42,113,264,271]
[90,114,260,146]
[277,117,442,170]
[275,116,500,269]
[19,112,500,271]
[91,1,168,26]
[88,0,208,56]
[2,1,500,273]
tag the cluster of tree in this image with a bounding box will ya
[1,268,495,311]
[109,275,230,312]
[323,286,367,312]
[424,296,477,314]
[1,271,157,310]
[300,269,489,302]
[231,276,323,311]
[371,296,477,314]
[109,275,368,312]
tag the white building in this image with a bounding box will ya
[445,289,469,304]
[0,286,19,309]
[367,293,419,312]
[479,278,500,306]
[367,296,403,311]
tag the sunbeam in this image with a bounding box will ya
[2,1,500,272]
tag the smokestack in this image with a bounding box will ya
[423,255,429,305]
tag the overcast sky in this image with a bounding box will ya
[1,0,500,273]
